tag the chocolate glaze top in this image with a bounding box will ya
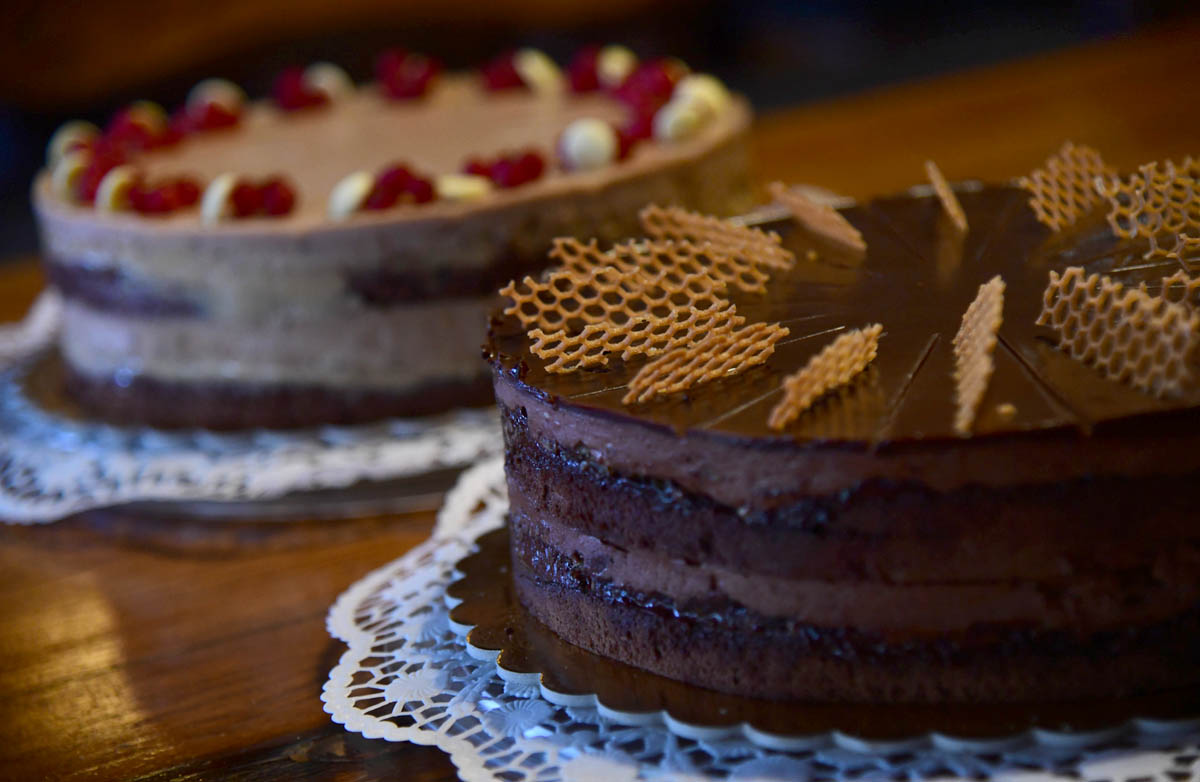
[487,183,1200,446]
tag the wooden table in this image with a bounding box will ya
[1,21,1198,780]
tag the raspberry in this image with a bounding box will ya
[377,164,413,193]
[133,182,178,214]
[105,110,156,151]
[513,150,545,184]
[260,177,296,215]
[462,157,493,178]
[612,59,681,112]
[230,181,263,217]
[273,66,328,111]
[364,164,410,209]
[76,146,126,204]
[566,45,601,93]
[617,113,654,159]
[403,176,435,204]
[378,50,441,99]
[192,101,240,131]
[480,51,525,91]
[375,48,408,83]
[173,177,201,207]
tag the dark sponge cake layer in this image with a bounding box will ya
[66,367,493,430]
[512,555,1200,704]
[501,402,1200,702]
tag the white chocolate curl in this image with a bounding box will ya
[513,48,563,93]
[558,118,617,171]
[653,95,706,142]
[50,149,91,202]
[328,171,374,220]
[304,62,355,99]
[46,120,99,167]
[186,78,246,113]
[674,73,730,115]
[435,173,493,202]
[200,172,239,225]
[597,45,637,88]
[94,165,139,213]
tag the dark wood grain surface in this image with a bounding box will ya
[1,21,1198,781]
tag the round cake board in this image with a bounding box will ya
[446,525,1200,753]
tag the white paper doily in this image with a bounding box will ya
[0,291,502,523]
[322,456,1200,781]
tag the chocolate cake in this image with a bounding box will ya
[486,163,1200,703]
[33,48,751,428]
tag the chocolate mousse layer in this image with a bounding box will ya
[487,184,1200,703]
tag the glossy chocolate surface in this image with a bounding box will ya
[488,184,1199,445]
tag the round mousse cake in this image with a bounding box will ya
[33,47,751,428]
[487,157,1200,703]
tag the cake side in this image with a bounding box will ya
[496,375,1200,702]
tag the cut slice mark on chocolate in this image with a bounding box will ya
[994,331,1092,434]
[871,332,940,444]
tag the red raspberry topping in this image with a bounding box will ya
[487,149,546,188]
[105,107,175,152]
[365,164,413,209]
[260,177,296,216]
[75,145,127,204]
[132,182,176,214]
[193,101,241,131]
[611,58,686,115]
[377,164,413,193]
[617,113,654,159]
[566,45,601,93]
[375,49,408,83]
[402,175,435,204]
[230,181,264,217]
[480,51,525,91]
[377,49,442,100]
[273,66,329,111]
[173,177,201,207]
[462,157,492,178]
[513,150,545,183]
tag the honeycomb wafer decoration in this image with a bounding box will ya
[767,324,883,430]
[499,259,725,334]
[1036,266,1198,397]
[767,181,867,252]
[952,276,1005,434]
[638,205,795,272]
[1017,142,1115,231]
[528,299,744,373]
[1157,270,1200,308]
[550,236,771,294]
[623,322,789,405]
[1095,160,1200,262]
[925,159,968,233]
